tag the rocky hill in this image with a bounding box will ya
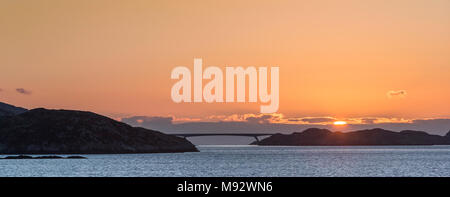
[0,102,27,117]
[0,108,198,154]
[253,128,450,146]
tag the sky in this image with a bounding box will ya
[1,0,450,137]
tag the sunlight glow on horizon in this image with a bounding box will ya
[333,121,348,126]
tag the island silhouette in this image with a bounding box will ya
[0,102,197,154]
[252,128,450,146]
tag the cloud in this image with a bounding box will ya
[245,114,277,124]
[300,117,336,124]
[121,116,173,131]
[16,88,32,95]
[360,118,378,124]
[387,90,406,98]
[203,113,285,124]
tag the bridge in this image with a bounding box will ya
[171,133,275,142]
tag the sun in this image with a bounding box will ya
[333,121,347,126]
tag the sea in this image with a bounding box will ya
[1,145,450,177]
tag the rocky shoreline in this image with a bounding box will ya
[1,155,86,159]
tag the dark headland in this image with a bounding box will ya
[0,102,198,154]
[252,128,450,146]
[0,102,27,116]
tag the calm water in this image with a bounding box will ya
[1,145,450,177]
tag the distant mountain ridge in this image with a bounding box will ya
[0,102,27,117]
[253,128,450,146]
[0,105,197,154]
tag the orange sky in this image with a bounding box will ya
[1,0,449,121]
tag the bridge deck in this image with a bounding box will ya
[170,133,275,142]
[171,133,274,137]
